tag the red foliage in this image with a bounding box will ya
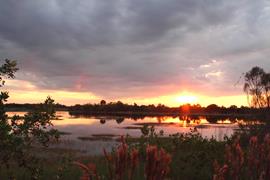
[103,136,140,180]
[213,134,270,180]
[145,145,172,180]
[74,136,171,180]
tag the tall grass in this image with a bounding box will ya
[74,136,171,180]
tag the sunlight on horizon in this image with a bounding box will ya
[3,77,249,107]
[175,95,198,104]
[6,88,248,107]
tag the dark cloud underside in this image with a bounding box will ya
[0,0,270,98]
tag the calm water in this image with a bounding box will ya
[7,111,253,154]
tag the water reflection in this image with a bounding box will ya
[116,117,124,124]
[7,111,260,154]
[7,111,255,139]
[100,118,106,124]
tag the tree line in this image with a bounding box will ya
[68,101,265,116]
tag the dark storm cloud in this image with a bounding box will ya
[0,0,270,98]
[0,0,238,49]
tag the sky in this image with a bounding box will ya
[0,0,270,107]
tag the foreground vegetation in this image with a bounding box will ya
[0,127,225,179]
[1,123,270,180]
[0,59,60,179]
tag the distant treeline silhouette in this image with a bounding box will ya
[68,100,268,117]
[6,103,68,111]
[6,100,268,118]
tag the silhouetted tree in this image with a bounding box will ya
[206,104,220,114]
[262,73,270,109]
[229,105,238,113]
[100,100,106,105]
[244,67,270,108]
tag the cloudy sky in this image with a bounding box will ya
[0,0,270,106]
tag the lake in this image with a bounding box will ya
[7,111,257,155]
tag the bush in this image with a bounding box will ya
[0,59,59,179]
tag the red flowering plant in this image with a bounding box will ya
[75,136,139,180]
[74,136,172,180]
[213,134,270,180]
[145,145,172,180]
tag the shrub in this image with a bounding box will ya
[0,59,59,179]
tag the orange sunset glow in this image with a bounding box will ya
[6,83,248,107]
[3,73,250,107]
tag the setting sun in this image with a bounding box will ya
[175,95,198,104]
